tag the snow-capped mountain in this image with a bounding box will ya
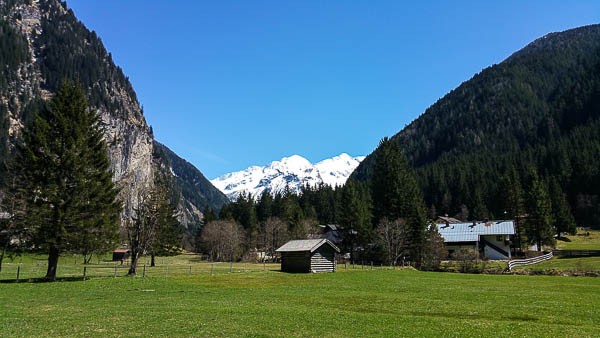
[211,154,365,200]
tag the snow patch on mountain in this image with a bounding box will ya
[211,153,365,200]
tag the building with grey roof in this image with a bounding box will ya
[436,220,515,260]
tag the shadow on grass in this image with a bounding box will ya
[0,276,85,283]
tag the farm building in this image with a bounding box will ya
[276,239,340,273]
[435,220,515,259]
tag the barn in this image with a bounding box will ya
[276,239,340,273]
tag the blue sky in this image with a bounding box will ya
[67,1,600,179]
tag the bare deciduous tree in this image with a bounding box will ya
[258,217,289,262]
[376,218,409,265]
[200,220,244,261]
[290,218,320,240]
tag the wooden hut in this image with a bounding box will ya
[276,239,340,273]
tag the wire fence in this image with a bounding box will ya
[0,260,283,281]
[0,256,413,282]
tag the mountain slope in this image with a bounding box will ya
[154,141,229,227]
[352,24,600,225]
[212,154,365,200]
[0,0,225,229]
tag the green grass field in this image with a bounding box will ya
[556,229,600,250]
[1,254,599,337]
[513,256,600,273]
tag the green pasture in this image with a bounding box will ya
[514,256,600,273]
[1,254,599,337]
[556,229,600,250]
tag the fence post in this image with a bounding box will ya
[114,264,117,278]
[263,260,266,271]
[189,265,192,275]
[143,264,146,278]
[83,266,87,281]
[211,263,214,277]
[16,265,20,282]
[370,261,373,270]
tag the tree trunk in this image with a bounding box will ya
[45,246,60,281]
[0,238,9,273]
[128,251,139,276]
[84,252,93,265]
[150,254,155,267]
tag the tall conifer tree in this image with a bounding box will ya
[525,169,554,251]
[10,82,121,280]
[499,166,526,252]
[549,177,576,237]
[371,138,427,266]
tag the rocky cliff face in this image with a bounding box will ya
[0,0,153,221]
[0,0,226,228]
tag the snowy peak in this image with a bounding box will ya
[267,155,312,173]
[315,153,366,187]
[211,154,365,200]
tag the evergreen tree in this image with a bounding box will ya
[202,205,217,225]
[524,169,554,251]
[10,82,121,280]
[195,205,216,253]
[256,191,273,223]
[371,138,428,266]
[236,193,258,247]
[549,177,576,237]
[147,175,182,267]
[339,180,372,256]
[499,166,526,253]
[421,224,447,270]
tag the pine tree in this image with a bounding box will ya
[10,82,121,280]
[549,177,576,237]
[422,224,447,270]
[371,138,428,267]
[256,191,273,223]
[499,166,526,253]
[202,205,217,225]
[339,180,372,257]
[147,175,182,267]
[195,205,216,253]
[525,169,554,251]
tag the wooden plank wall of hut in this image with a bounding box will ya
[311,246,335,272]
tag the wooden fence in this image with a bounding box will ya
[508,252,553,271]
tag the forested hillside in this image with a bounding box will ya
[352,24,600,226]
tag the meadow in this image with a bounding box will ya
[1,254,599,337]
[556,229,600,250]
